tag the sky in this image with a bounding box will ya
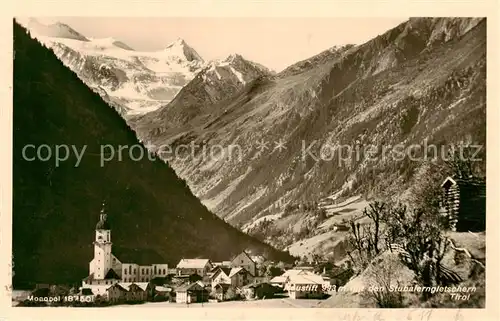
[30,17,407,72]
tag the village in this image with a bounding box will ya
[15,207,346,307]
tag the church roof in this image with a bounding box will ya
[96,202,111,230]
[96,219,111,230]
[104,268,120,280]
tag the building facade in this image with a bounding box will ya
[230,251,257,276]
[82,204,169,295]
[176,259,212,277]
[440,176,486,232]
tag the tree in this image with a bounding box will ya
[265,266,283,277]
[384,205,461,300]
[363,201,386,255]
[225,286,240,301]
[444,143,483,179]
[346,201,387,271]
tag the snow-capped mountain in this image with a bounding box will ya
[21,19,206,117]
[20,19,274,118]
[134,52,275,126]
[24,17,89,41]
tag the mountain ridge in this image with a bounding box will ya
[132,17,486,256]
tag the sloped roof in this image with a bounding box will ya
[155,286,171,292]
[229,267,251,278]
[214,283,231,291]
[270,276,287,283]
[441,176,486,188]
[176,282,205,292]
[287,273,325,285]
[271,269,318,283]
[282,269,314,277]
[104,268,120,280]
[231,251,255,263]
[118,282,149,291]
[176,259,210,269]
[210,266,231,277]
[107,283,128,292]
[129,284,146,292]
[242,282,274,289]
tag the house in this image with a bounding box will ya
[212,283,231,301]
[210,266,231,289]
[176,259,212,277]
[149,285,171,301]
[106,283,128,303]
[270,269,314,287]
[440,176,486,232]
[155,286,171,296]
[228,267,253,287]
[111,282,154,301]
[230,251,257,276]
[175,282,209,304]
[82,205,169,292]
[241,282,279,300]
[172,273,202,285]
[125,283,147,302]
[286,272,326,299]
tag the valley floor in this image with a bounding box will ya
[112,298,325,308]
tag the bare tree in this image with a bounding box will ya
[347,201,387,271]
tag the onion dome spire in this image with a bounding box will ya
[96,201,111,230]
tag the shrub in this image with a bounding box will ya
[360,255,408,308]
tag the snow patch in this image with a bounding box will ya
[242,212,284,232]
[229,66,246,84]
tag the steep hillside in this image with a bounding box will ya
[12,22,292,289]
[133,18,486,254]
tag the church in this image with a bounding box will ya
[81,204,169,295]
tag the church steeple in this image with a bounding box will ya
[92,201,113,280]
[96,201,111,230]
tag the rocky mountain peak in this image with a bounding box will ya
[224,53,244,63]
[163,37,204,62]
[22,18,89,42]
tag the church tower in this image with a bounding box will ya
[91,202,113,279]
